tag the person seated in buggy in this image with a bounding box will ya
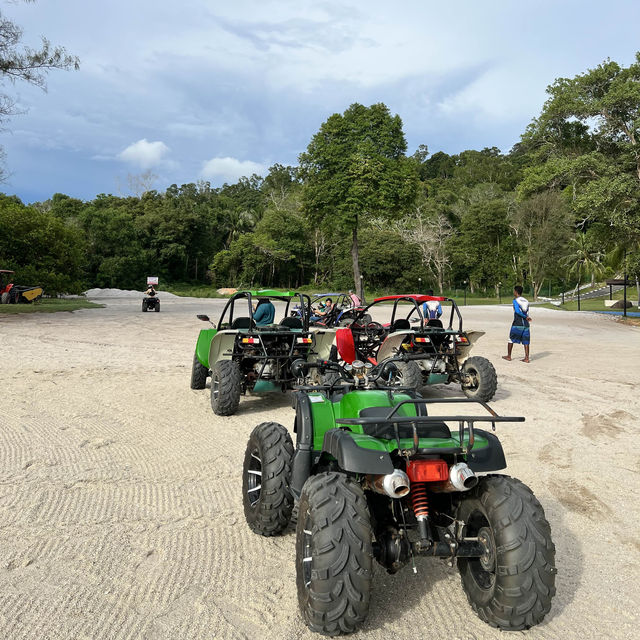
[310,298,334,323]
[253,297,275,326]
[422,289,443,325]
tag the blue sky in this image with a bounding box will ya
[3,0,640,203]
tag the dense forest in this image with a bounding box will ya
[2,54,640,298]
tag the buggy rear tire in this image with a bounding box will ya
[190,352,209,390]
[393,360,423,390]
[456,475,556,630]
[210,360,241,415]
[243,422,294,536]
[461,356,497,401]
[296,472,373,636]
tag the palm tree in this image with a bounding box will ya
[563,234,605,290]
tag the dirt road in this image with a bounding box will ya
[0,296,638,639]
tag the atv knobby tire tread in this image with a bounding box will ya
[141,300,147,312]
[210,360,241,415]
[457,475,556,630]
[296,472,373,636]
[190,352,209,390]
[395,360,423,390]
[462,355,497,401]
[243,422,294,536]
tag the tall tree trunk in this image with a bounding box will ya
[351,227,363,300]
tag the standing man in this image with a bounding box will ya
[503,285,532,363]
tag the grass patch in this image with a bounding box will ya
[0,298,104,314]
[538,298,639,312]
[164,284,227,298]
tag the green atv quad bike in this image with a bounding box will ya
[242,358,556,635]
[190,290,336,416]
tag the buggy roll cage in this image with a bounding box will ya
[349,295,464,333]
[334,397,524,456]
[217,290,313,331]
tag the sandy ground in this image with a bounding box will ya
[0,294,639,640]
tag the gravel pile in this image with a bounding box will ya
[84,287,180,299]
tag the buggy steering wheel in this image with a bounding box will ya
[365,321,385,338]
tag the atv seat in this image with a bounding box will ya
[358,406,451,440]
[231,317,256,329]
[280,316,303,329]
[390,318,411,332]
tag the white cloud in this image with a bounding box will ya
[118,139,170,169]
[200,156,266,182]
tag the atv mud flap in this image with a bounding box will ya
[322,429,394,475]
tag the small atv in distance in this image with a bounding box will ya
[242,360,556,635]
[340,294,497,401]
[142,295,160,312]
[190,290,336,416]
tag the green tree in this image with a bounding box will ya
[299,103,419,298]
[518,53,640,241]
[0,194,85,294]
[563,233,605,292]
[510,191,572,298]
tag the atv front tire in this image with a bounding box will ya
[210,360,241,415]
[243,422,294,536]
[457,475,556,630]
[393,360,423,390]
[461,356,497,401]
[190,352,209,390]
[296,472,373,635]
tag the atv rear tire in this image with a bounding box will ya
[210,360,241,415]
[457,475,556,630]
[296,472,373,635]
[243,422,294,536]
[155,301,160,312]
[461,356,497,401]
[142,300,147,312]
[190,352,209,390]
[393,360,423,390]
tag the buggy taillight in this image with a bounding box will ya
[406,459,448,482]
[414,337,430,343]
[296,337,313,344]
[241,337,260,344]
[455,336,469,344]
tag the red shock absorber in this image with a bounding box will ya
[411,482,430,546]
[411,482,429,519]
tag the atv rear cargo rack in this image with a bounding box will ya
[335,398,524,456]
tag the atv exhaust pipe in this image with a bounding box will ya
[366,469,410,499]
[430,462,478,493]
